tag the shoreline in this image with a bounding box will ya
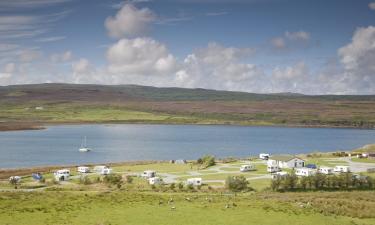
[0,121,374,132]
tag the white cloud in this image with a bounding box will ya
[50,51,72,63]
[369,2,375,10]
[105,4,156,38]
[18,49,42,62]
[271,37,286,49]
[285,31,310,41]
[36,36,66,42]
[106,37,176,75]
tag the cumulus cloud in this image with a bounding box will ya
[271,37,286,49]
[271,30,310,50]
[50,51,72,63]
[18,49,42,62]
[285,31,310,41]
[105,4,156,38]
[106,37,176,75]
[0,63,16,80]
[369,2,375,10]
[174,42,265,91]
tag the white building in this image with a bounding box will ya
[186,178,202,186]
[318,167,333,175]
[240,164,256,172]
[54,169,70,181]
[295,168,317,177]
[77,166,90,173]
[334,165,350,173]
[141,170,156,179]
[149,177,163,185]
[259,153,270,160]
[268,155,305,169]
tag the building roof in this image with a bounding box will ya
[269,155,304,162]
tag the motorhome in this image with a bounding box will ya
[141,170,156,178]
[149,177,163,185]
[186,178,202,186]
[54,169,70,181]
[77,166,90,173]
[94,165,112,175]
[240,164,256,172]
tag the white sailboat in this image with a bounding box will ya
[79,136,91,152]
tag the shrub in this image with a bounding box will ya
[79,176,91,185]
[170,183,176,191]
[103,174,122,186]
[186,183,194,191]
[178,182,184,190]
[197,155,216,168]
[225,175,249,192]
[125,175,133,184]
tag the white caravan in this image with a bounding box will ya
[271,171,288,179]
[54,169,70,181]
[77,166,90,173]
[259,153,270,160]
[295,168,317,177]
[141,170,156,178]
[186,178,202,186]
[240,164,256,172]
[149,177,163,185]
[94,165,112,175]
[318,167,333,175]
[334,165,350,173]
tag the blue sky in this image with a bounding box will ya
[0,0,375,94]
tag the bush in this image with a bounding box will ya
[225,175,249,192]
[170,183,176,190]
[186,183,194,191]
[178,182,184,190]
[103,174,122,186]
[125,175,133,184]
[79,176,91,185]
[197,155,216,168]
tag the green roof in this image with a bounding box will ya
[270,155,303,162]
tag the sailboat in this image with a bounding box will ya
[79,136,91,152]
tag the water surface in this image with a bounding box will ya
[0,124,374,168]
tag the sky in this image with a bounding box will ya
[0,0,375,94]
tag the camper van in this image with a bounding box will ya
[94,166,112,175]
[149,177,163,185]
[77,166,90,173]
[141,170,156,178]
[240,164,256,172]
[186,178,202,186]
[54,169,70,181]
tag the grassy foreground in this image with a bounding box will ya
[1,191,375,225]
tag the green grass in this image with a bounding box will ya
[351,158,375,163]
[0,191,374,225]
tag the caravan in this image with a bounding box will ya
[94,166,112,175]
[240,164,256,172]
[141,170,156,179]
[54,169,70,181]
[186,178,202,186]
[77,166,90,173]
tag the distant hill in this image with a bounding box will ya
[0,83,375,130]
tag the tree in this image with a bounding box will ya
[225,176,249,192]
[197,155,216,168]
[285,172,298,190]
[271,177,282,191]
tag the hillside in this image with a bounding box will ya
[0,83,375,130]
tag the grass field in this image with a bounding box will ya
[1,191,375,225]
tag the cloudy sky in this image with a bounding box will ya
[0,0,375,94]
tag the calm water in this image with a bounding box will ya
[0,124,374,169]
